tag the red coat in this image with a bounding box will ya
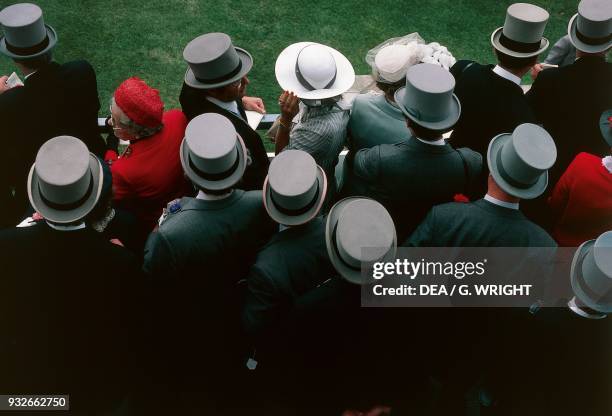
[548,152,612,246]
[108,109,190,233]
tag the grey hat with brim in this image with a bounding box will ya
[567,0,612,54]
[0,3,57,59]
[490,3,550,58]
[28,136,103,224]
[263,150,327,226]
[183,32,253,90]
[487,124,557,200]
[325,197,397,285]
[571,232,612,314]
[394,63,461,131]
[180,113,247,191]
[599,109,612,147]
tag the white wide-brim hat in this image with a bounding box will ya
[275,41,355,100]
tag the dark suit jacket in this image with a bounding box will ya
[527,56,612,185]
[0,223,145,413]
[0,61,105,229]
[242,217,337,336]
[352,137,482,241]
[179,83,269,190]
[449,61,536,158]
[405,198,557,247]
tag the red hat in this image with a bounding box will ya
[114,77,164,128]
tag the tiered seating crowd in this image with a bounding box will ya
[0,1,611,415]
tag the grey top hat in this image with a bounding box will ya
[28,136,103,224]
[491,3,550,58]
[263,150,327,226]
[180,113,247,191]
[183,32,253,89]
[326,197,397,285]
[0,3,57,59]
[571,231,612,314]
[568,0,612,54]
[600,109,612,147]
[394,63,461,131]
[487,123,557,200]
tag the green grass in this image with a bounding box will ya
[1,0,577,123]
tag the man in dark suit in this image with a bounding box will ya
[449,3,550,158]
[527,0,612,185]
[352,63,482,241]
[405,124,557,413]
[0,136,145,414]
[143,114,275,401]
[179,32,269,191]
[0,4,105,229]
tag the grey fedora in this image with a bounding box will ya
[600,109,612,147]
[568,0,612,54]
[571,231,612,314]
[263,150,327,226]
[0,3,57,59]
[326,197,397,285]
[487,123,557,199]
[394,63,461,131]
[491,3,550,58]
[27,136,103,224]
[180,113,247,191]
[183,32,253,89]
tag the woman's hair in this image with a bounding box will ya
[376,79,405,99]
[111,97,163,138]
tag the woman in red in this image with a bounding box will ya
[105,77,190,249]
[548,110,612,246]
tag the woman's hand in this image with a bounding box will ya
[278,90,300,123]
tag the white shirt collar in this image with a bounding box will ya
[205,96,242,119]
[416,137,446,146]
[196,189,233,201]
[24,70,37,80]
[484,194,520,210]
[602,156,612,173]
[46,221,86,231]
[492,65,522,86]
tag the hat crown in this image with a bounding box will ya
[0,2,47,48]
[400,63,456,125]
[296,44,337,89]
[592,231,612,276]
[269,150,319,210]
[374,43,422,83]
[335,199,395,267]
[502,3,549,44]
[183,32,241,83]
[185,113,239,174]
[34,136,91,205]
[577,0,612,37]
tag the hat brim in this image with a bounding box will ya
[325,197,398,285]
[567,13,612,54]
[394,87,461,131]
[490,26,549,58]
[263,165,327,226]
[599,109,612,147]
[28,153,103,224]
[275,42,355,100]
[570,239,612,313]
[184,47,253,89]
[180,133,247,191]
[487,132,548,200]
[0,24,57,59]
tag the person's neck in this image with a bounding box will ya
[498,64,528,79]
[487,187,520,204]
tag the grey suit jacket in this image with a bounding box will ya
[405,199,557,247]
[543,35,576,67]
[242,217,336,336]
[143,190,275,282]
[351,137,482,240]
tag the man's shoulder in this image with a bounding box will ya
[430,201,475,219]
